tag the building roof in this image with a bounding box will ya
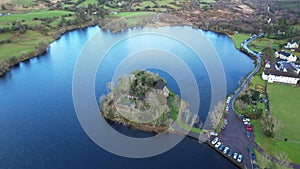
[264,70,299,78]
[282,62,298,72]
[289,40,296,45]
[155,80,165,90]
[278,51,291,57]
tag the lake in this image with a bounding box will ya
[0,26,253,169]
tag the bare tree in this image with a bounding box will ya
[236,99,248,110]
[262,115,282,137]
[184,110,191,124]
[260,154,269,169]
[190,114,199,127]
[207,101,225,130]
[276,152,290,168]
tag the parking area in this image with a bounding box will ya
[210,136,243,164]
[216,95,257,169]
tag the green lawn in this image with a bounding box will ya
[268,84,300,142]
[248,37,286,53]
[249,73,267,93]
[252,83,300,164]
[229,33,251,49]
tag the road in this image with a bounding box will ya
[218,34,263,169]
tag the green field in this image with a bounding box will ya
[252,83,300,164]
[12,0,34,5]
[229,33,251,49]
[78,0,99,7]
[248,38,286,52]
[0,32,13,41]
[0,30,53,59]
[116,11,155,18]
[0,10,74,23]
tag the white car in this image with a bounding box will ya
[215,141,222,148]
[243,121,251,125]
[223,147,229,154]
[237,154,243,162]
[210,132,218,137]
[233,153,238,159]
[243,118,250,122]
[224,119,228,125]
[211,137,219,145]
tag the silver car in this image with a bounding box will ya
[223,147,229,154]
[233,153,238,159]
[237,154,243,162]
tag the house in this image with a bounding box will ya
[275,51,297,62]
[285,40,299,51]
[262,70,299,84]
[262,61,300,84]
[155,80,169,97]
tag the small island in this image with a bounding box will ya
[100,70,190,133]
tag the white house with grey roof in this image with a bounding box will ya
[262,61,300,84]
[262,70,299,84]
[275,51,297,62]
[285,40,299,51]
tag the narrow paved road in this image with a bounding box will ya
[219,34,262,169]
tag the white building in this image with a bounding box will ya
[275,51,297,62]
[285,40,299,51]
[262,70,299,84]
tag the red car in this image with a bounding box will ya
[246,124,253,132]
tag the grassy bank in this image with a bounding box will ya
[253,149,292,169]
[229,33,251,49]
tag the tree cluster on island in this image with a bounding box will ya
[100,70,191,133]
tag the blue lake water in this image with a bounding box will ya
[0,26,253,169]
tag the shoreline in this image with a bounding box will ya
[0,20,98,77]
[0,22,254,77]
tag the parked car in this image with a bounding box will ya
[246,131,251,138]
[224,119,228,125]
[226,97,231,104]
[211,137,219,145]
[233,153,238,159]
[210,132,218,137]
[243,121,250,125]
[218,145,225,151]
[223,147,229,154]
[246,124,253,132]
[215,141,222,148]
[227,150,233,157]
[237,154,243,162]
[242,118,250,122]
